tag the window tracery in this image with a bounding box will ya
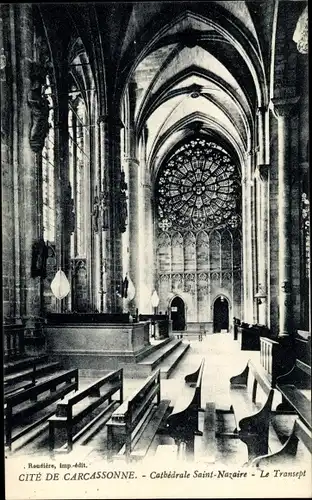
[156,137,241,231]
[69,97,87,258]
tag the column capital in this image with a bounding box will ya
[255,164,269,182]
[257,105,268,115]
[271,96,300,118]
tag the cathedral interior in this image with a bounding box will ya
[1,0,311,484]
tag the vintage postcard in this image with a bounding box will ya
[2,1,311,499]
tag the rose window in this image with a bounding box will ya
[155,137,241,230]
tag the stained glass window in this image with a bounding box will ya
[69,97,87,258]
[155,137,241,231]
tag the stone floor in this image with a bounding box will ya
[6,332,311,464]
[5,333,311,500]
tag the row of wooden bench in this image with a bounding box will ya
[50,360,205,461]
[217,357,311,465]
[5,358,206,462]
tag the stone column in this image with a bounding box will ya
[142,172,154,313]
[271,97,300,337]
[18,5,42,327]
[97,115,111,312]
[255,164,269,324]
[1,6,21,320]
[108,115,124,313]
[242,156,254,322]
[126,79,140,314]
[54,55,70,314]
[127,156,140,313]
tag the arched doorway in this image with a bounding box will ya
[213,296,229,332]
[170,296,186,331]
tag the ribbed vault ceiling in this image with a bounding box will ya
[119,2,269,175]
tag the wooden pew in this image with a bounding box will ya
[251,418,312,467]
[220,360,276,461]
[48,369,123,453]
[275,359,311,431]
[238,323,270,351]
[106,369,170,462]
[230,359,274,403]
[229,329,311,463]
[184,358,205,386]
[4,357,61,397]
[294,330,311,366]
[229,389,275,461]
[4,354,49,376]
[165,359,205,456]
[4,369,78,451]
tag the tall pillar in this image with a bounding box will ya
[17,5,42,327]
[108,115,124,313]
[126,79,140,313]
[97,115,111,312]
[127,156,140,313]
[255,106,270,325]
[1,5,21,320]
[271,97,300,337]
[142,173,154,313]
[54,53,70,314]
[255,164,269,324]
[242,156,254,322]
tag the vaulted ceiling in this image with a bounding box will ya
[38,0,306,176]
[115,2,272,175]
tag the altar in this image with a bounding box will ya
[44,317,151,374]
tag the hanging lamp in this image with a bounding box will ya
[127,275,136,301]
[51,268,70,300]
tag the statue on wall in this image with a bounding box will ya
[27,36,53,153]
[118,171,128,233]
[92,187,100,233]
[92,180,109,233]
[31,238,48,278]
[120,170,128,191]
[100,176,109,231]
[118,190,128,233]
[27,61,50,153]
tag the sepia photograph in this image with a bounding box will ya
[1,1,310,499]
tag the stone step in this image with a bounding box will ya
[158,342,190,379]
[131,339,190,378]
[138,338,182,370]
[135,337,172,362]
